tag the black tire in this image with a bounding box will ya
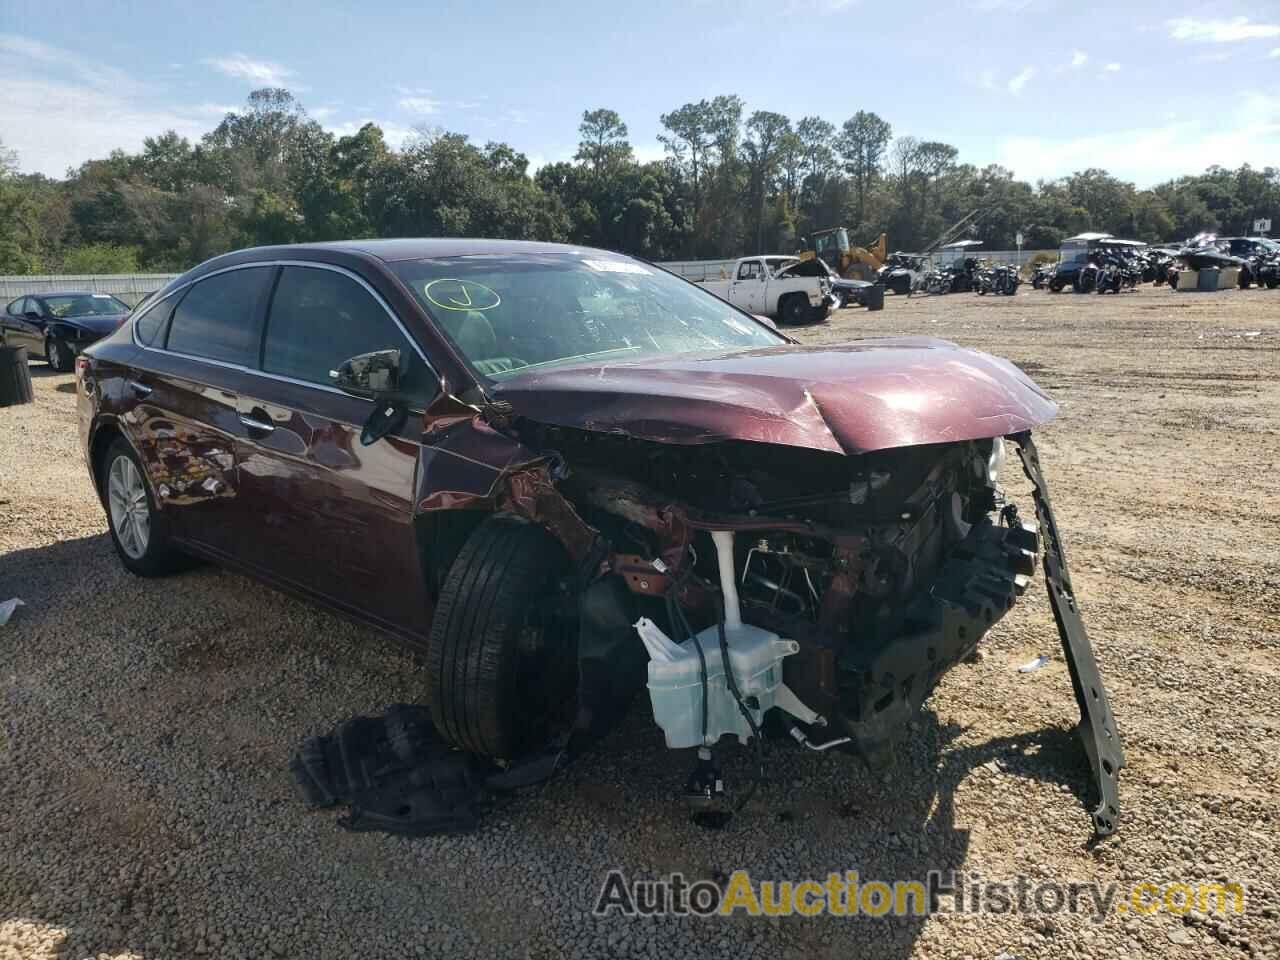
[100,437,189,577]
[1267,278,1279,289]
[427,515,576,759]
[0,345,34,406]
[1049,279,1064,293]
[779,294,808,326]
[45,336,73,372]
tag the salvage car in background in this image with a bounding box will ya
[696,255,833,324]
[1,292,131,371]
[75,239,1123,835]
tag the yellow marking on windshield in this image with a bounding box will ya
[423,279,502,312]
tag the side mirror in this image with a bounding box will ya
[329,348,407,446]
[329,348,401,398]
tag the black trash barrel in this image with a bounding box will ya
[0,345,34,406]
[864,283,885,311]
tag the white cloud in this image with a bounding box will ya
[1,33,144,96]
[196,103,240,116]
[2,77,206,177]
[1007,66,1036,95]
[967,0,1035,9]
[309,106,337,121]
[633,142,668,165]
[203,53,298,87]
[1070,49,1088,68]
[1270,47,1280,57]
[1166,16,1280,42]
[398,96,441,115]
[0,34,206,177]
[996,91,1280,186]
[1103,62,1121,72]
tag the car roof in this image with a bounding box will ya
[233,238,616,263]
[29,290,123,299]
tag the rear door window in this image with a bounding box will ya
[262,266,435,405]
[134,292,180,346]
[166,267,274,366]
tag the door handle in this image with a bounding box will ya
[128,379,152,398]
[238,408,275,434]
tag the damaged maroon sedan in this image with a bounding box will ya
[77,239,1122,835]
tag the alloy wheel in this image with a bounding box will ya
[108,455,151,559]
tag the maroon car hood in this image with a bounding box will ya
[488,337,1056,455]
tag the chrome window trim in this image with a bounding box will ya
[131,258,439,405]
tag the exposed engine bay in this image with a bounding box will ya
[501,423,1123,835]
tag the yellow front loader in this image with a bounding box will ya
[799,228,887,282]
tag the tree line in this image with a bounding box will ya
[1,87,1276,274]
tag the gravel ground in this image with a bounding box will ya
[2,284,1278,960]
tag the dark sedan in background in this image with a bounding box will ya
[1,291,132,371]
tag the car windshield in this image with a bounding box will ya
[391,253,785,381]
[43,294,128,318]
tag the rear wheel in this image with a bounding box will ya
[101,438,188,576]
[427,515,577,759]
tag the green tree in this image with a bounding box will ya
[836,111,891,231]
[742,111,791,250]
[575,109,632,177]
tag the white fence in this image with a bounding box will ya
[0,274,181,308]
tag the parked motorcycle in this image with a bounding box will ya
[1031,263,1054,289]
[1257,253,1280,289]
[978,263,1019,295]
[993,263,1020,295]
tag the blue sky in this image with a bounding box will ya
[2,0,1278,185]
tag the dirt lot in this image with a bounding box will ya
[2,284,1278,960]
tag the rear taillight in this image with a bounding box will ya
[75,356,90,379]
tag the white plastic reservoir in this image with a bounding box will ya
[638,529,818,749]
[642,618,799,749]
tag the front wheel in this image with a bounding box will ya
[45,337,73,372]
[779,294,809,326]
[427,515,577,759]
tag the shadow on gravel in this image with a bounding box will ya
[0,534,110,607]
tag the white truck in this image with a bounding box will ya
[691,256,833,325]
